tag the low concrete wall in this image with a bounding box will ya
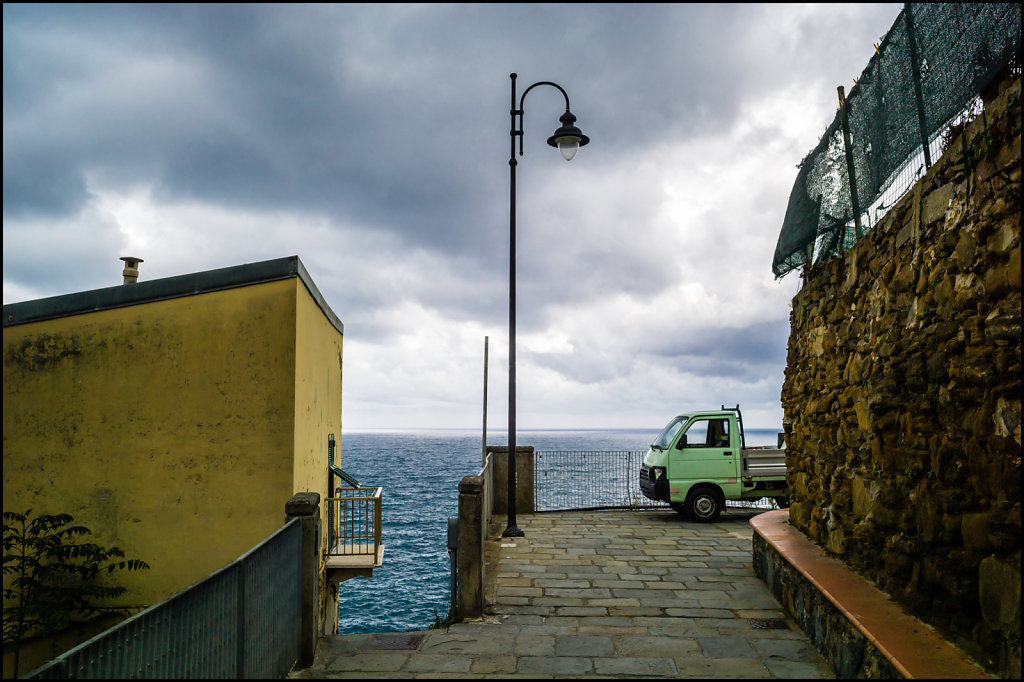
[454,446,534,620]
[752,525,901,678]
[487,446,535,517]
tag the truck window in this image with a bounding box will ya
[652,416,687,450]
[683,420,709,446]
[708,418,730,447]
[682,418,730,448]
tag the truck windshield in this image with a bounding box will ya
[651,416,687,450]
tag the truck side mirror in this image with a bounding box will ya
[676,434,687,449]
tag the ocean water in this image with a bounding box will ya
[335,427,781,634]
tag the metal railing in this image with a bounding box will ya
[326,488,382,559]
[480,452,493,531]
[534,450,777,512]
[25,519,302,679]
[534,450,659,511]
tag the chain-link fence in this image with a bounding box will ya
[773,3,1020,278]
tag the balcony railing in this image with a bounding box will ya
[326,487,383,570]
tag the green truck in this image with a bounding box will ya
[639,405,788,522]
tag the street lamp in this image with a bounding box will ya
[504,73,590,538]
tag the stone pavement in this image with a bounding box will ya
[293,508,834,678]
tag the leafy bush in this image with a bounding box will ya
[3,510,149,676]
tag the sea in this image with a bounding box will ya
[335,427,781,634]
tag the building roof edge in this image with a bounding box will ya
[2,255,344,334]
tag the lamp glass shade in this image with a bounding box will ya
[557,137,580,161]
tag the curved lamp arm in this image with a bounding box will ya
[510,73,590,160]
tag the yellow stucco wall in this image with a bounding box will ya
[292,280,343,507]
[3,279,304,606]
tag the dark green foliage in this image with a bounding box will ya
[3,510,149,675]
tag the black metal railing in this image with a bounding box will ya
[24,519,301,679]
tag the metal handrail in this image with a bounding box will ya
[326,487,382,558]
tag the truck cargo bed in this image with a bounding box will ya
[741,447,786,478]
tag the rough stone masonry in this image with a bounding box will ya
[781,74,1020,678]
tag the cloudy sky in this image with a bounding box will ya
[3,3,902,431]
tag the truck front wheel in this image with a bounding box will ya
[685,486,723,523]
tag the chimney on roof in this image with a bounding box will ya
[120,256,144,284]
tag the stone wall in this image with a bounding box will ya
[781,76,1020,677]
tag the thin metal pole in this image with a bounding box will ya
[837,86,863,239]
[482,336,488,465]
[504,73,523,537]
[903,4,932,169]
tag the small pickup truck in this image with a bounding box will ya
[639,405,788,522]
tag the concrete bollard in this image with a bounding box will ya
[456,475,484,619]
[487,446,534,517]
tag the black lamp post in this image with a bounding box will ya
[503,73,590,538]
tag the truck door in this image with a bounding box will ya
[668,417,738,494]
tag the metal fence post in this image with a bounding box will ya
[236,563,246,679]
[903,3,933,169]
[838,86,863,239]
[285,492,321,669]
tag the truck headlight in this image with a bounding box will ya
[652,467,666,481]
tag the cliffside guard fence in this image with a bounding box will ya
[24,520,301,679]
[773,2,1020,278]
[533,450,773,512]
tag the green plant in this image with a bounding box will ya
[1004,629,1021,656]
[903,465,919,479]
[3,510,149,676]
[429,606,457,630]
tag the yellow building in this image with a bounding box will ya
[3,255,349,669]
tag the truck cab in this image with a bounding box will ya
[639,406,788,522]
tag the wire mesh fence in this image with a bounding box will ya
[533,450,776,512]
[773,2,1020,278]
[25,519,301,679]
[534,450,657,511]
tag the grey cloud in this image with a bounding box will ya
[645,320,791,368]
[523,319,790,386]
[2,5,795,246]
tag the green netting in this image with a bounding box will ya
[773,3,1021,278]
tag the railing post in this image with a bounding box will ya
[285,492,321,669]
[837,86,863,240]
[456,475,485,619]
[903,4,933,170]
[374,490,382,558]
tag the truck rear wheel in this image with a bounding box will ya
[685,486,723,523]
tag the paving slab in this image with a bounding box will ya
[292,508,834,678]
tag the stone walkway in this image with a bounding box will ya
[293,508,834,678]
